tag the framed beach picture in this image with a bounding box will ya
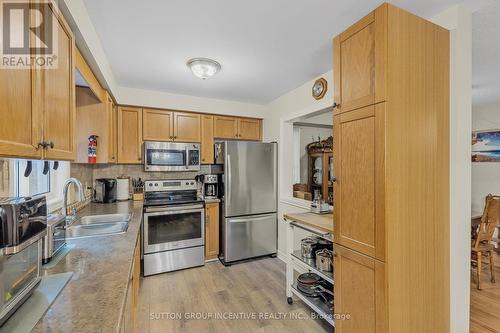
[472,129,500,162]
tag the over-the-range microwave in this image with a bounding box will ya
[143,141,200,172]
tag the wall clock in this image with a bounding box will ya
[312,78,328,100]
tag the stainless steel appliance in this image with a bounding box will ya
[94,178,117,203]
[0,196,47,326]
[144,141,200,172]
[196,174,218,200]
[42,214,66,264]
[215,141,278,265]
[142,180,204,276]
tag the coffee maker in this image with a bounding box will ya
[198,174,218,199]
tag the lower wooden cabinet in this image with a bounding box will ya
[333,244,386,333]
[205,202,220,259]
[120,236,141,333]
[117,106,143,164]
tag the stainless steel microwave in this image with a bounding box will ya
[144,141,200,172]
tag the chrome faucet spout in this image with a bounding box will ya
[62,178,85,220]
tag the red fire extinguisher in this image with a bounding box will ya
[88,135,98,164]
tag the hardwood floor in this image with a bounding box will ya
[137,257,331,333]
[470,250,500,332]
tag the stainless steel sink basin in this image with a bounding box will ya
[66,222,129,239]
[79,213,131,225]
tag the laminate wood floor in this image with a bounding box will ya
[470,250,500,332]
[137,257,331,333]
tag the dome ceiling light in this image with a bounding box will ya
[187,58,221,80]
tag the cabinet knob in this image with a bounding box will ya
[47,141,54,149]
[36,142,45,150]
[333,102,340,109]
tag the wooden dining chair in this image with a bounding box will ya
[471,194,500,290]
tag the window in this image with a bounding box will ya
[15,160,50,197]
[10,159,70,210]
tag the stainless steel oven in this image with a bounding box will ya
[143,204,205,254]
[144,141,200,172]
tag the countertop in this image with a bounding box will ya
[32,201,143,333]
[284,212,333,234]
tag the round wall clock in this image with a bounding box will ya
[312,78,328,100]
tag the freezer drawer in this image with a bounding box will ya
[223,213,277,263]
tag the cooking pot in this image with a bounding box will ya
[301,237,318,259]
[315,249,334,272]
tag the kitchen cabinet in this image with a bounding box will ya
[201,115,214,164]
[142,108,173,141]
[174,112,201,142]
[332,4,449,332]
[334,104,385,260]
[238,118,261,140]
[214,116,262,140]
[117,106,143,164]
[205,202,220,259]
[333,7,386,114]
[333,244,386,333]
[0,1,75,161]
[119,236,140,333]
[214,116,238,139]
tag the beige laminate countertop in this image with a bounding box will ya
[284,212,333,234]
[32,201,143,333]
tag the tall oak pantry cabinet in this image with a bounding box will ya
[332,3,450,333]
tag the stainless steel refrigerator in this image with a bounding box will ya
[215,141,278,265]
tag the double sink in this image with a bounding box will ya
[65,213,132,239]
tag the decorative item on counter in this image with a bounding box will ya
[87,135,98,164]
[116,175,130,201]
[132,178,144,201]
[310,190,330,214]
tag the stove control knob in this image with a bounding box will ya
[154,183,158,187]
[149,183,152,187]
[190,182,194,185]
[185,182,189,185]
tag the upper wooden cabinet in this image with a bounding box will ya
[143,108,173,141]
[333,244,386,333]
[174,112,201,142]
[117,106,143,164]
[332,4,449,332]
[333,7,386,114]
[201,115,214,164]
[238,118,262,140]
[214,116,238,139]
[214,116,262,140]
[0,1,75,161]
[334,104,385,261]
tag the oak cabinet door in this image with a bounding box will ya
[205,203,220,259]
[117,107,143,164]
[142,108,173,141]
[334,104,385,260]
[333,7,386,113]
[173,112,201,142]
[334,244,386,333]
[238,118,261,140]
[42,3,75,161]
[201,115,214,164]
[0,66,42,158]
[214,116,238,139]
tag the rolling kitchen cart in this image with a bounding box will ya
[284,213,334,327]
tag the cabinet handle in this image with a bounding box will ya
[333,102,340,109]
[36,142,46,150]
[47,141,54,149]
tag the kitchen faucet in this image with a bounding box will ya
[62,177,85,225]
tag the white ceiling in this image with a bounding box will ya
[472,1,500,108]
[83,0,463,104]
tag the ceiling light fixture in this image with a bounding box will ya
[187,58,221,80]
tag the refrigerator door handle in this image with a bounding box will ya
[226,154,231,209]
[229,215,275,223]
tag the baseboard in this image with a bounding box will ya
[277,250,287,263]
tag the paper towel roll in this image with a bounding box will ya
[117,177,130,201]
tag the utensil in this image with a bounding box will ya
[315,248,334,272]
[300,237,318,259]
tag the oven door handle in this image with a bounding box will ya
[144,205,204,214]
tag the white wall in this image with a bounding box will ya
[472,101,500,212]
[431,5,472,333]
[263,70,333,259]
